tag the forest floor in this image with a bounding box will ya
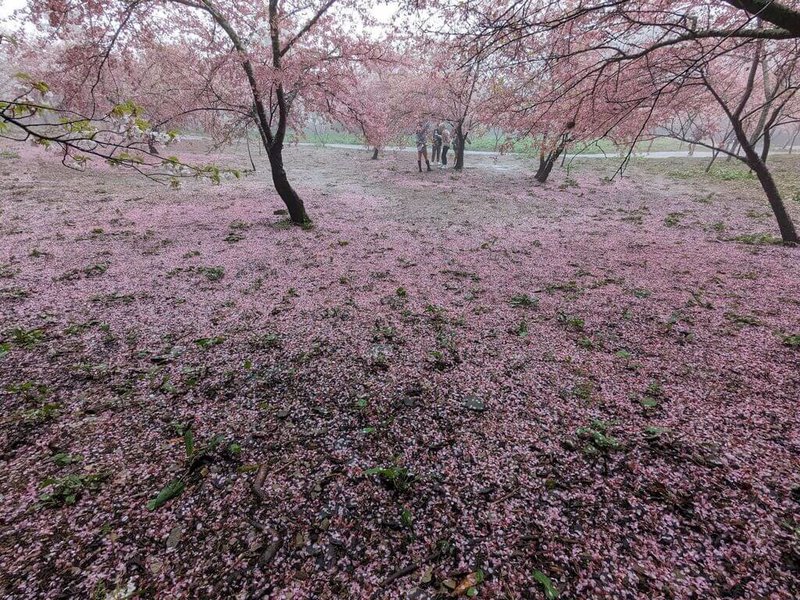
[1,142,799,600]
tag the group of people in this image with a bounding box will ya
[415,121,454,172]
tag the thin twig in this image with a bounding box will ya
[252,464,268,501]
[491,486,521,504]
[373,548,445,597]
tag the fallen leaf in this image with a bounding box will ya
[533,570,559,599]
[452,572,480,596]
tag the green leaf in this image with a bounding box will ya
[183,428,194,458]
[206,434,225,452]
[533,570,559,600]
[639,397,659,409]
[467,587,478,597]
[133,117,151,131]
[194,336,225,349]
[401,507,413,529]
[110,99,143,118]
[0,342,9,359]
[52,452,81,467]
[146,480,185,511]
[361,426,376,434]
[509,293,539,308]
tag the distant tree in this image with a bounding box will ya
[327,68,418,159]
[426,48,489,171]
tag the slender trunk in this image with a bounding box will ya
[725,141,741,162]
[535,153,551,183]
[535,147,564,183]
[749,158,798,243]
[535,132,570,183]
[761,127,772,163]
[748,157,798,243]
[454,121,466,171]
[724,138,737,161]
[148,133,159,156]
[268,146,309,225]
[734,126,798,243]
[205,0,311,224]
[789,130,799,154]
[705,149,720,173]
[702,43,796,242]
[748,57,772,149]
[372,146,379,160]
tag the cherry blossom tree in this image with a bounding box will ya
[417,45,492,171]
[326,67,417,159]
[2,0,387,225]
[661,40,800,173]
[435,58,485,171]
[782,122,800,152]
[437,0,800,242]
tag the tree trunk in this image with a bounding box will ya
[372,146,379,160]
[705,149,720,173]
[148,134,159,156]
[733,124,798,243]
[268,146,309,225]
[454,122,466,171]
[535,134,569,183]
[761,127,772,163]
[725,140,740,162]
[705,41,797,243]
[535,147,564,183]
[209,0,310,224]
[789,130,799,154]
[748,157,798,243]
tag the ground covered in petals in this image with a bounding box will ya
[1,144,799,599]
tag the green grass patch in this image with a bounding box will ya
[710,167,755,181]
[730,233,783,246]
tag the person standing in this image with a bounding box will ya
[415,121,432,172]
[440,124,451,168]
[431,125,442,164]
